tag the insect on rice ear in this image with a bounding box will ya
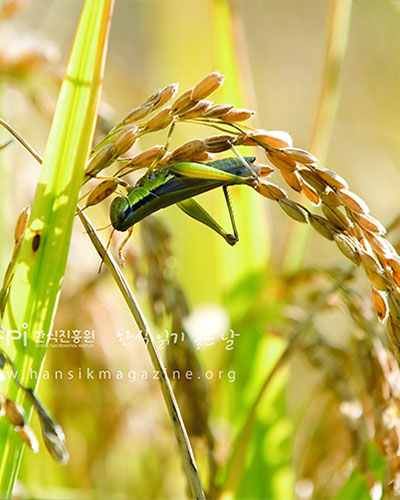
[32,233,41,252]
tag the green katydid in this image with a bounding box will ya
[109,156,269,253]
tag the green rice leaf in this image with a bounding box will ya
[0,1,114,496]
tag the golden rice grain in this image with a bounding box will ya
[15,425,39,453]
[337,189,370,215]
[255,181,287,200]
[365,269,388,292]
[113,126,138,156]
[86,180,118,208]
[170,140,206,162]
[5,398,25,427]
[191,151,216,163]
[253,130,293,149]
[191,72,224,101]
[204,134,235,153]
[316,167,348,190]
[267,151,297,172]
[321,189,342,207]
[371,288,388,321]
[144,107,174,132]
[359,250,383,275]
[322,205,351,231]
[302,182,321,205]
[128,145,165,167]
[171,89,196,114]
[178,100,213,119]
[309,214,336,240]
[154,83,179,111]
[282,148,318,165]
[14,205,30,244]
[202,104,234,118]
[281,169,302,192]
[333,233,360,264]
[258,164,274,177]
[278,199,308,223]
[221,108,255,123]
[85,143,115,176]
[298,169,327,193]
[352,212,386,235]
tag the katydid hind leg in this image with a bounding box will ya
[176,196,238,246]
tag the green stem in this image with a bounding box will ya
[78,210,206,500]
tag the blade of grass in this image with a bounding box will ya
[282,0,353,273]
[77,209,206,500]
[211,0,270,289]
[0,1,114,496]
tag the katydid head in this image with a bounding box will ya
[110,196,131,232]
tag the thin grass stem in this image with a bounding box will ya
[77,209,205,500]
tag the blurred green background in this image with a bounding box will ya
[1,1,400,499]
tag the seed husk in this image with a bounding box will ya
[156,152,172,168]
[144,107,173,132]
[172,89,196,114]
[123,105,152,124]
[302,182,321,205]
[41,422,69,465]
[113,126,138,156]
[322,204,351,231]
[337,189,370,215]
[154,83,179,111]
[85,143,115,177]
[365,231,395,259]
[392,269,400,288]
[315,167,348,190]
[388,293,400,323]
[387,256,400,274]
[5,398,25,427]
[371,287,388,321]
[282,147,318,165]
[252,130,293,149]
[86,180,118,208]
[359,249,383,274]
[386,314,400,345]
[123,88,162,124]
[191,151,216,163]
[202,103,234,118]
[267,151,297,172]
[258,164,274,177]
[255,181,287,200]
[170,140,206,162]
[14,205,30,244]
[309,214,335,240]
[278,199,308,223]
[321,189,341,207]
[333,233,361,264]
[15,425,39,453]
[179,100,213,119]
[352,212,386,235]
[365,268,388,292]
[281,169,302,192]
[221,108,255,123]
[191,72,224,101]
[299,168,327,193]
[204,134,235,153]
[128,145,165,167]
